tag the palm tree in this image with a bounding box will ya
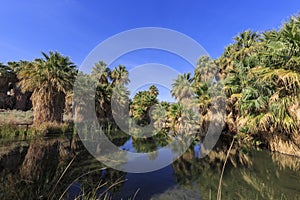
[194,56,217,83]
[130,85,159,125]
[111,84,130,121]
[73,72,97,123]
[214,30,263,136]
[222,15,300,140]
[193,56,219,115]
[110,64,129,86]
[232,30,261,61]
[91,61,110,84]
[216,30,261,80]
[167,103,182,132]
[0,63,15,91]
[91,62,131,124]
[18,51,77,125]
[90,61,113,122]
[171,73,193,102]
[149,85,159,96]
[151,102,169,130]
[244,15,300,135]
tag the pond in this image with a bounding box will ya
[0,132,299,200]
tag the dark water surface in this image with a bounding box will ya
[0,133,299,200]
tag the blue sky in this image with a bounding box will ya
[1,0,300,64]
[1,0,300,101]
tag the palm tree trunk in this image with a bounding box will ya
[32,89,65,125]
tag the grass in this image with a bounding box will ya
[51,157,137,200]
[0,122,74,139]
[0,110,33,138]
[0,124,28,139]
[0,110,75,139]
[0,109,33,125]
[30,122,73,135]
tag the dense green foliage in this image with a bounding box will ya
[0,14,299,152]
[218,15,300,142]
[130,85,159,125]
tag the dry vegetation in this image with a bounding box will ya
[0,110,33,125]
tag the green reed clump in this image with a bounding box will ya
[0,124,27,139]
[0,122,75,139]
[29,122,74,136]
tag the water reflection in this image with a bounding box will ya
[79,122,197,173]
[0,132,299,199]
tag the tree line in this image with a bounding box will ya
[0,14,299,153]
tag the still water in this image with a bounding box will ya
[0,132,299,200]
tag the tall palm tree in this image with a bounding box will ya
[130,85,159,125]
[167,103,183,132]
[73,72,98,123]
[91,61,110,84]
[171,73,194,102]
[192,56,219,115]
[149,85,159,96]
[91,61,113,122]
[110,65,129,86]
[214,30,263,136]
[194,56,217,83]
[151,102,169,130]
[111,84,130,121]
[18,51,77,125]
[216,30,261,80]
[232,30,261,61]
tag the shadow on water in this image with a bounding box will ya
[0,131,299,199]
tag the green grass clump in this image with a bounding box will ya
[0,124,27,139]
[0,121,74,139]
[29,122,74,136]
